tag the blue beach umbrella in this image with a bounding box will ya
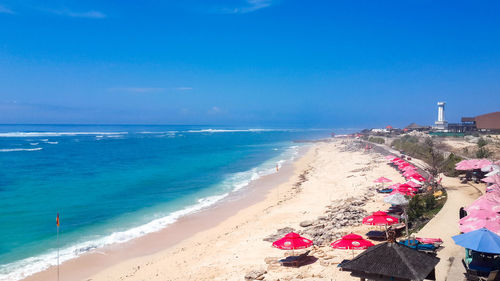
[452,228,500,254]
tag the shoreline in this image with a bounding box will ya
[62,139,405,281]
[21,144,316,281]
[24,138,468,281]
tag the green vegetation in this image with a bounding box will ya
[407,191,446,233]
[476,137,492,158]
[391,136,444,176]
[391,136,466,177]
[477,138,487,148]
[441,153,463,177]
[368,137,385,144]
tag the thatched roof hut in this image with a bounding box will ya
[340,242,440,281]
[405,123,428,131]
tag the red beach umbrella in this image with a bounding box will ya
[272,232,313,250]
[362,211,399,226]
[391,189,415,197]
[398,163,411,169]
[402,166,416,171]
[398,184,418,192]
[405,181,421,188]
[331,233,375,250]
[409,174,426,182]
[331,233,375,258]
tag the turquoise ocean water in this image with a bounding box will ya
[0,125,336,280]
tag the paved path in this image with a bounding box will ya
[416,176,485,281]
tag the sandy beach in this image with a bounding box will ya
[24,139,408,281]
[23,138,492,281]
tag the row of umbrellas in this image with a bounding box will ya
[385,156,427,184]
[459,189,500,235]
[272,155,423,261]
[455,159,500,172]
[272,211,399,255]
[453,157,500,255]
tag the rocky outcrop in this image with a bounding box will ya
[298,199,369,246]
[245,269,267,280]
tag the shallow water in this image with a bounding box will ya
[0,125,338,280]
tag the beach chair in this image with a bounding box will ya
[278,250,311,267]
[416,237,443,248]
[366,230,387,241]
[398,239,437,253]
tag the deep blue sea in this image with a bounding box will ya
[0,125,339,280]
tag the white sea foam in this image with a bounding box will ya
[186,128,295,133]
[0,148,43,152]
[0,132,127,138]
[137,131,178,134]
[224,145,301,192]
[0,193,229,281]
[30,143,39,145]
[0,144,302,281]
[46,142,58,144]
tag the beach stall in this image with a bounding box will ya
[339,240,440,281]
[452,228,500,280]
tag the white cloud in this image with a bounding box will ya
[47,9,106,19]
[0,5,14,14]
[208,106,222,114]
[175,87,193,91]
[218,0,273,14]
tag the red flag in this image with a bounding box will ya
[56,213,60,227]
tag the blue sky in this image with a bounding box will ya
[0,0,499,128]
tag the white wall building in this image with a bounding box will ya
[434,101,448,130]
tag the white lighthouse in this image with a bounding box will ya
[435,102,448,130]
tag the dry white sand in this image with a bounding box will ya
[77,141,404,281]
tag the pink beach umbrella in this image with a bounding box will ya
[459,217,500,235]
[385,155,396,160]
[458,159,493,170]
[460,210,500,223]
[482,174,500,185]
[481,164,500,173]
[487,184,500,193]
[466,191,500,213]
[456,160,475,171]
[476,159,493,169]
[374,177,392,183]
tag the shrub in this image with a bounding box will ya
[477,138,488,148]
[476,147,492,158]
[442,153,463,177]
[368,137,385,144]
